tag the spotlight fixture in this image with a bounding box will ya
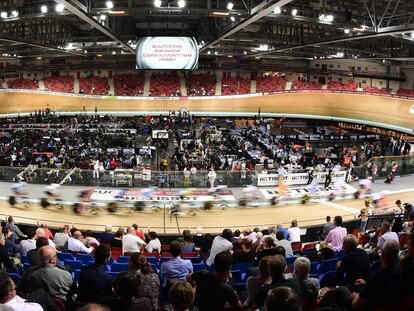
[214,51,218,55]
[40,5,48,13]
[11,10,18,17]
[55,4,64,12]
[99,14,107,20]
[243,51,247,55]
[258,44,268,51]
[178,0,185,8]
[112,51,116,55]
[227,2,234,10]
[230,16,235,22]
[326,14,334,22]
[106,1,114,9]
[154,0,162,8]
[207,51,211,54]
[0,12,7,18]
[273,7,281,14]
[36,57,42,60]
[411,32,414,38]
[291,8,297,16]
[344,28,350,34]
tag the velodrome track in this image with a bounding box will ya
[0,90,413,132]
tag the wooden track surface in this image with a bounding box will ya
[0,191,411,233]
[0,91,413,129]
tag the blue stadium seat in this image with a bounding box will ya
[150,264,159,274]
[146,257,158,266]
[185,257,201,263]
[319,271,337,288]
[286,256,297,266]
[232,262,253,274]
[108,271,119,277]
[74,269,81,282]
[76,253,94,264]
[64,260,84,271]
[58,252,75,261]
[192,263,206,272]
[317,258,340,275]
[117,256,130,264]
[310,261,318,275]
[335,250,346,259]
[159,257,171,265]
[231,270,243,283]
[8,273,21,283]
[110,262,128,272]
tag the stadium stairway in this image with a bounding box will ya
[38,80,45,90]
[321,84,328,90]
[215,78,222,95]
[251,80,256,93]
[143,72,150,96]
[74,78,80,93]
[2,80,7,88]
[179,74,187,96]
[108,78,115,95]
[285,81,292,90]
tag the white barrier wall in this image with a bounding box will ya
[256,170,347,186]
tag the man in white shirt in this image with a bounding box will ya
[207,168,217,190]
[67,231,94,254]
[287,220,301,243]
[19,228,37,254]
[145,231,161,253]
[0,273,42,311]
[275,231,294,257]
[374,221,399,253]
[122,227,146,255]
[206,229,233,266]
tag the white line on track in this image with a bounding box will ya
[321,201,360,215]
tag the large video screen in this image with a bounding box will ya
[136,37,199,70]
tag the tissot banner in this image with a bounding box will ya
[136,37,199,70]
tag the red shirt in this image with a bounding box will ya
[135,230,145,240]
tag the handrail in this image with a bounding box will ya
[356,154,414,169]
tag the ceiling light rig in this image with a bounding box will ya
[178,0,185,8]
[273,7,281,14]
[41,5,48,13]
[291,9,297,16]
[106,1,114,9]
[154,0,162,8]
[227,2,234,10]
[55,4,64,12]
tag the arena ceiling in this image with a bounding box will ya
[0,0,413,68]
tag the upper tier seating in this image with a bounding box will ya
[114,74,145,96]
[44,76,74,93]
[221,77,251,95]
[327,81,358,91]
[187,73,216,96]
[150,72,181,97]
[79,77,109,95]
[363,86,391,94]
[396,88,414,97]
[292,80,322,90]
[256,76,287,92]
[7,78,39,89]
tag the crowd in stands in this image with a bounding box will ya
[79,77,109,95]
[327,81,358,91]
[292,80,322,90]
[44,76,74,93]
[149,73,181,97]
[186,73,216,96]
[1,211,414,311]
[396,88,414,97]
[362,86,391,94]
[7,79,39,90]
[114,74,144,96]
[256,76,287,93]
[221,77,251,95]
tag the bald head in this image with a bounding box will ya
[74,231,83,240]
[39,245,57,265]
[36,228,45,238]
[127,227,135,234]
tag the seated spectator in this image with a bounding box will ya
[103,272,152,311]
[132,224,145,241]
[111,230,123,248]
[292,257,319,309]
[78,303,110,311]
[193,227,205,249]
[168,281,196,311]
[19,246,73,301]
[145,231,161,254]
[276,224,288,240]
[322,216,347,252]
[53,225,70,251]
[337,234,370,288]
[275,231,294,257]
[287,220,301,243]
[0,243,20,274]
[265,287,301,311]
[5,216,27,242]
[181,230,195,253]
[0,272,43,311]
[35,228,56,248]
[19,228,37,254]
[255,237,277,264]
[78,245,113,303]
[128,253,160,311]
[3,228,22,255]
[99,225,115,244]
[206,229,233,266]
[160,241,193,287]
[402,214,414,233]
[246,256,272,308]
[400,232,414,297]
[122,227,146,255]
[255,255,301,307]
[187,251,242,311]
[233,237,255,263]
[68,231,94,254]
[27,237,49,267]
[351,240,403,310]
[373,221,399,257]
[83,230,100,247]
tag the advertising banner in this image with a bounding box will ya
[256,170,347,187]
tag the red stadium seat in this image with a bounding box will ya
[396,88,414,97]
[221,77,250,95]
[187,73,216,96]
[149,72,180,96]
[79,76,109,95]
[114,73,144,96]
[292,80,322,90]
[44,76,74,93]
[8,78,39,89]
[327,81,358,91]
[256,75,286,92]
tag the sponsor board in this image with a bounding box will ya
[260,184,357,199]
[90,189,236,202]
[256,171,347,187]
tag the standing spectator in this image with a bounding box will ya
[99,225,114,244]
[206,229,233,267]
[287,220,301,243]
[27,237,49,267]
[68,231,94,254]
[187,251,242,311]
[53,225,70,251]
[160,241,193,286]
[181,230,195,253]
[322,216,347,252]
[351,240,403,310]
[132,224,146,241]
[93,159,100,179]
[111,230,123,248]
[318,216,334,241]
[324,165,333,189]
[359,200,371,233]
[275,231,294,258]
[129,253,160,311]
[207,168,216,189]
[78,245,113,303]
[122,227,146,255]
[5,216,26,242]
[39,224,53,240]
[168,281,195,311]
[145,231,161,254]
[306,168,314,185]
[19,228,37,254]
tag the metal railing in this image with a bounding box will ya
[352,155,414,180]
